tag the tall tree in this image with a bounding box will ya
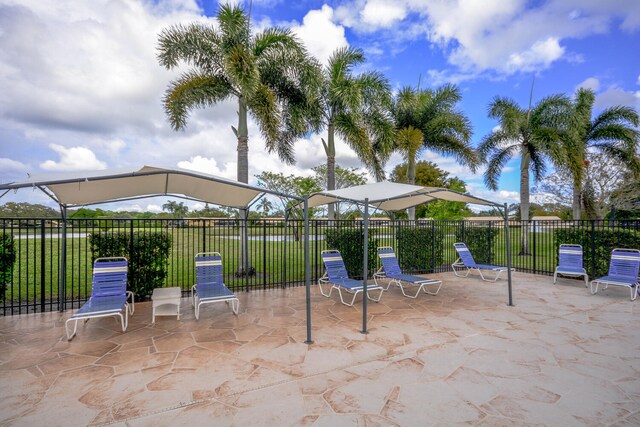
[157,3,320,273]
[479,93,569,254]
[392,84,477,219]
[311,164,367,218]
[162,200,188,218]
[558,88,639,219]
[311,47,394,220]
[390,160,472,219]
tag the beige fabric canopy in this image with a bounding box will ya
[0,165,279,208]
[304,181,499,211]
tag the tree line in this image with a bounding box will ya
[156,3,639,233]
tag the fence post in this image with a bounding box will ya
[590,221,596,277]
[431,221,436,273]
[129,220,134,287]
[532,221,537,274]
[201,219,206,253]
[461,220,465,242]
[314,220,319,283]
[262,220,267,290]
[40,220,45,313]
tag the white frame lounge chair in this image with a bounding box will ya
[374,246,443,298]
[65,257,134,340]
[319,249,384,307]
[553,244,588,287]
[590,248,640,301]
[192,252,239,319]
[452,242,514,282]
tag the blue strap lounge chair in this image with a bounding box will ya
[374,246,443,298]
[319,250,384,307]
[553,244,588,287]
[65,257,134,340]
[192,252,239,319]
[452,242,514,282]
[590,248,640,301]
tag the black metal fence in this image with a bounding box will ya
[1,218,638,315]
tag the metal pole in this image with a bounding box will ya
[361,198,369,334]
[504,203,513,306]
[243,208,249,292]
[59,205,67,312]
[303,197,313,344]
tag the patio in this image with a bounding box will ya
[1,272,639,426]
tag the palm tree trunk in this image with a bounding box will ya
[237,96,252,276]
[407,153,416,220]
[572,184,581,220]
[519,151,530,255]
[326,121,336,221]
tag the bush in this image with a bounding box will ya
[0,233,16,302]
[325,226,378,279]
[89,231,172,298]
[454,225,496,265]
[396,225,443,273]
[553,227,640,278]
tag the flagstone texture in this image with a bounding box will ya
[1,272,639,426]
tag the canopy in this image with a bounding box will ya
[304,181,500,211]
[301,181,513,334]
[0,165,289,208]
[0,165,314,344]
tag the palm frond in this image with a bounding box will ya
[157,23,222,73]
[483,144,516,190]
[163,72,233,130]
[217,3,250,44]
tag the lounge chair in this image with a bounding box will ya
[590,248,640,301]
[319,250,384,307]
[374,246,443,298]
[192,252,239,319]
[553,244,588,287]
[65,257,134,340]
[452,242,513,282]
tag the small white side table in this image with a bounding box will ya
[151,287,182,323]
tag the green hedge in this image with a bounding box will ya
[454,225,496,265]
[325,226,378,279]
[0,233,16,302]
[89,231,172,298]
[396,225,443,272]
[553,227,640,278]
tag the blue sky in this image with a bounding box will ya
[0,0,639,212]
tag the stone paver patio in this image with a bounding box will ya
[1,272,639,426]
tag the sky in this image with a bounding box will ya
[0,0,639,213]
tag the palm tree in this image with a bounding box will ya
[157,3,320,274]
[256,198,273,217]
[392,84,477,219]
[479,93,569,254]
[559,88,639,219]
[312,47,394,220]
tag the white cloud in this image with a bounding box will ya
[360,0,407,29]
[177,155,236,180]
[146,204,163,213]
[594,85,640,109]
[40,144,107,171]
[576,77,600,91]
[506,38,565,73]
[291,5,349,64]
[0,158,27,172]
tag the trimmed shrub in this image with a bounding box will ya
[553,227,640,278]
[325,226,378,279]
[89,231,172,298]
[454,225,496,265]
[396,225,443,273]
[0,233,16,302]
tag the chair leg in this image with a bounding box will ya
[317,280,333,297]
[65,318,78,341]
[400,283,422,299]
[231,298,239,315]
[630,286,637,301]
[452,263,471,278]
[583,274,589,288]
[553,270,557,284]
[422,281,443,296]
[127,291,135,315]
[590,281,599,295]
[194,297,200,320]
[368,287,384,302]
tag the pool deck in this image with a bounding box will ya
[1,272,639,426]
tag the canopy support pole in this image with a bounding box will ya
[59,205,67,312]
[242,208,249,292]
[303,197,313,344]
[504,202,514,306]
[361,198,369,334]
